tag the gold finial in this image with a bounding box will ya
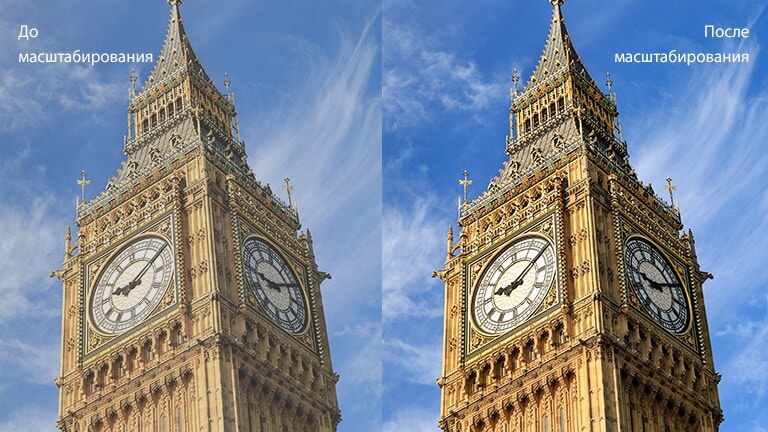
[664,177,678,210]
[283,177,295,208]
[77,170,90,205]
[459,170,472,205]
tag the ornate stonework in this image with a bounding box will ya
[437,3,722,431]
[56,3,340,431]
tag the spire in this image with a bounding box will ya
[522,1,590,94]
[135,1,214,98]
[125,0,237,152]
[508,0,619,150]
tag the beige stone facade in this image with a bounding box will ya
[55,2,340,431]
[437,3,722,431]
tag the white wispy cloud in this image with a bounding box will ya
[0,71,46,131]
[0,407,58,432]
[383,406,439,432]
[239,12,382,321]
[334,321,382,388]
[0,191,62,324]
[0,338,59,387]
[243,15,381,237]
[0,149,65,416]
[333,320,382,429]
[382,196,446,322]
[726,319,768,398]
[383,337,442,387]
[716,296,768,429]
[383,9,504,130]
[0,45,122,131]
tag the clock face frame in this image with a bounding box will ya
[89,235,175,335]
[241,237,308,334]
[471,235,557,334]
[624,237,690,334]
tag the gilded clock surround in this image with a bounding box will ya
[55,2,340,431]
[85,217,178,348]
[436,2,722,431]
[466,213,564,353]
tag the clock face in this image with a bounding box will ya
[241,237,307,334]
[472,236,557,334]
[90,235,175,335]
[624,237,689,333]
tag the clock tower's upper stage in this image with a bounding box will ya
[77,0,290,228]
[461,1,664,223]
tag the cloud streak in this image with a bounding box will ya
[382,196,447,322]
[0,185,62,325]
[383,13,504,130]
[383,406,438,432]
[0,56,122,131]
[383,337,442,387]
[0,407,58,432]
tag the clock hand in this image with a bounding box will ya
[257,271,283,292]
[638,271,664,292]
[497,242,550,296]
[495,279,522,296]
[113,279,141,296]
[113,243,168,296]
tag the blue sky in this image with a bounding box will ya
[0,0,380,431]
[383,0,768,431]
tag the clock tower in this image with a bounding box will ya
[54,2,341,431]
[436,2,722,431]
